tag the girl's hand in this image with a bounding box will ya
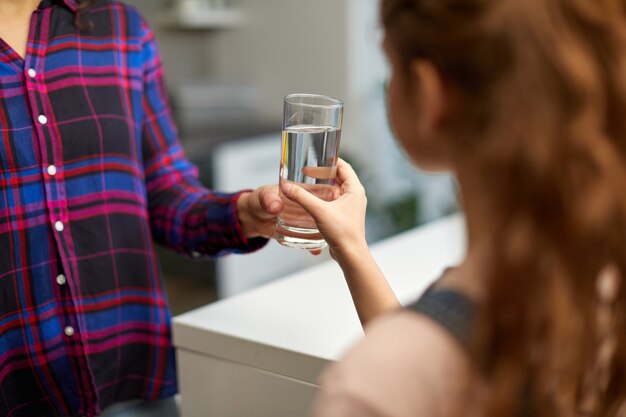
[282,159,398,326]
[280,159,368,262]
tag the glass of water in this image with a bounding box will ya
[275,93,344,250]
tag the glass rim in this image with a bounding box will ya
[284,93,344,109]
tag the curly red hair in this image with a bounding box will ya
[382,0,626,415]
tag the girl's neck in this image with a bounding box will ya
[441,163,495,301]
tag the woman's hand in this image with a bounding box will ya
[280,159,368,262]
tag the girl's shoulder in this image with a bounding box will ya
[311,311,485,417]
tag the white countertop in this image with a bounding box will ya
[173,214,466,384]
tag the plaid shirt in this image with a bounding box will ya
[0,1,267,416]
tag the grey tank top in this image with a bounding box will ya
[408,286,532,417]
[407,286,476,349]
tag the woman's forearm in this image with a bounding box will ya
[336,244,400,328]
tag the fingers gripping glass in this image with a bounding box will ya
[275,94,344,250]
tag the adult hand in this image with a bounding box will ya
[237,185,283,239]
[280,159,367,261]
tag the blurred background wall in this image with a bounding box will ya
[123,0,458,312]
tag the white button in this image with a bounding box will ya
[64,326,75,337]
[54,221,64,232]
[191,251,201,258]
[28,68,37,78]
[47,165,57,176]
[38,114,48,125]
[56,274,67,286]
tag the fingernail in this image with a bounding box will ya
[282,183,293,194]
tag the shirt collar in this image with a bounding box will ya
[39,0,79,12]
[62,0,79,12]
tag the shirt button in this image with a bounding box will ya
[38,114,48,125]
[47,165,57,176]
[191,251,201,258]
[54,221,64,232]
[28,68,37,78]
[64,326,75,337]
[56,274,67,286]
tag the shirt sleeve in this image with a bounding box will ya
[138,18,267,258]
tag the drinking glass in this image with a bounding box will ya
[275,94,344,250]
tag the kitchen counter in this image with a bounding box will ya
[173,214,466,417]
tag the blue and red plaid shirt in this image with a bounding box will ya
[0,1,267,416]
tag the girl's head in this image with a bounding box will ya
[382,0,626,175]
[381,0,626,415]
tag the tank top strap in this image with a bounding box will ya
[408,285,534,417]
[406,286,476,349]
